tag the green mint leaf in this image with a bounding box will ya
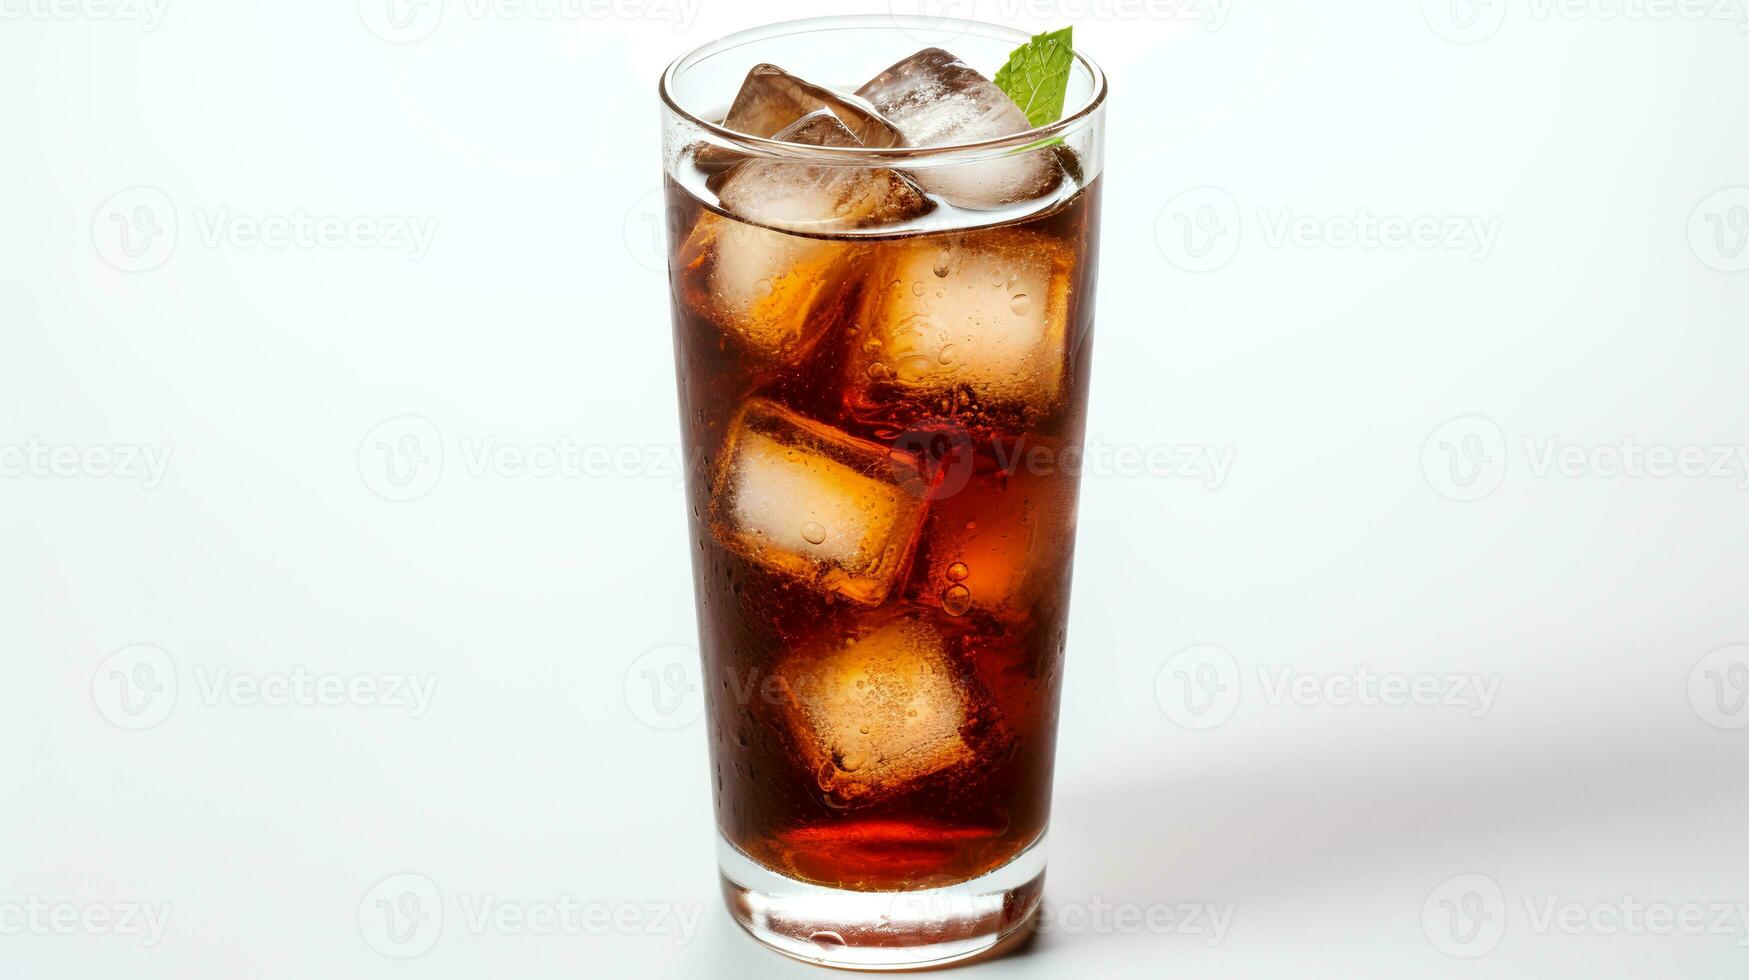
[992,27,1074,129]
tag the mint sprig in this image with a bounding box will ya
[992,27,1074,128]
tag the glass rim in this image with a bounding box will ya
[659,15,1107,169]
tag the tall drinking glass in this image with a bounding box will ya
[660,16,1105,968]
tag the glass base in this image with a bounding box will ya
[718,832,1047,970]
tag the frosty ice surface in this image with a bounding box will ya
[844,228,1076,427]
[709,398,933,605]
[774,614,986,804]
[723,64,903,148]
[676,111,930,362]
[856,47,1062,208]
[675,215,847,362]
[713,110,932,234]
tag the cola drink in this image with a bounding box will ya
[661,19,1105,966]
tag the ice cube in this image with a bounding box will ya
[856,48,1062,209]
[710,398,933,605]
[678,112,931,361]
[844,228,1075,426]
[715,110,933,233]
[675,212,854,362]
[723,64,903,148]
[775,614,991,803]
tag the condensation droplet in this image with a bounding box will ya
[911,280,926,296]
[1010,293,1032,316]
[933,249,952,277]
[946,561,969,582]
[938,344,957,365]
[801,521,826,545]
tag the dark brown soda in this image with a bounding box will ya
[668,169,1101,892]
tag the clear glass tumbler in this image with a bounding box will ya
[660,15,1105,968]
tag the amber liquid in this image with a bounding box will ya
[668,168,1101,892]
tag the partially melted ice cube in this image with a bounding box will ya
[775,614,994,803]
[710,399,933,605]
[677,111,932,362]
[843,228,1076,427]
[856,48,1062,209]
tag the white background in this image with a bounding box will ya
[3,0,1748,977]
